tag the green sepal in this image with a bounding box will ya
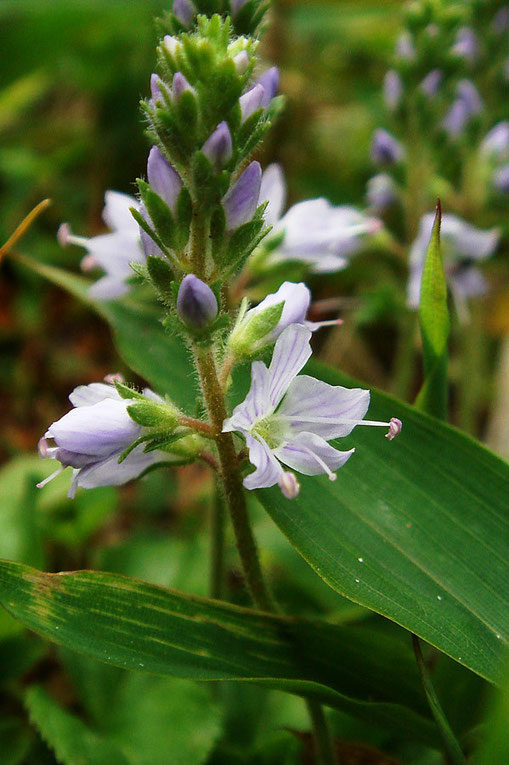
[117,434,151,464]
[225,206,267,264]
[174,90,198,148]
[138,180,176,250]
[129,205,167,257]
[114,382,145,401]
[176,188,193,247]
[146,256,174,301]
[127,400,179,429]
[228,300,284,357]
[181,35,215,83]
[129,262,150,281]
[210,205,226,258]
[191,151,219,206]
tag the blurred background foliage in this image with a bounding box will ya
[0,1,507,763]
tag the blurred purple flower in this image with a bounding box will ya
[260,163,381,272]
[408,213,500,313]
[494,164,509,193]
[384,70,403,110]
[366,173,397,212]
[58,192,145,300]
[451,27,478,62]
[420,69,442,98]
[371,129,405,164]
[173,0,194,26]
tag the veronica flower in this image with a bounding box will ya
[223,325,401,498]
[371,129,404,165]
[451,27,478,62]
[408,213,500,315]
[58,192,145,300]
[366,173,397,212]
[383,70,403,110]
[259,164,380,273]
[229,281,341,356]
[37,383,168,498]
[442,80,482,138]
[481,121,509,161]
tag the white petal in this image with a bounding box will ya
[268,325,312,409]
[278,375,370,439]
[243,434,283,490]
[274,432,354,477]
[47,399,140,457]
[260,163,286,227]
[102,191,139,234]
[69,383,122,408]
[75,446,163,490]
[223,361,271,432]
[88,275,130,300]
[248,281,311,343]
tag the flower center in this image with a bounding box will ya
[252,415,288,449]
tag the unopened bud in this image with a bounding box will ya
[201,122,233,169]
[177,275,218,329]
[233,51,250,75]
[222,161,262,231]
[255,67,279,107]
[172,72,194,101]
[239,84,265,122]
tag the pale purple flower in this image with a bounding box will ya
[177,275,218,328]
[223,161,262,231]
[481,121,509,161]
[173,0,194,26]
[451,27,478,62]
[408,213,500,311]
[442,80,482,138]
[172,72,194,101]
[396,32,415,60]
[366,173,397,212]
[58,191,145,300]
[383,70,403,110]
[420,69,442,98]
[223,325,400,497]
[493,164,509,193]
[201,121,233,169]
[150,73,164,105]
[230,281,340,355]
[371,129,404,164]
[260,164,381,273]
[37,383,166,498]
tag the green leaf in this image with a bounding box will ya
[416,201,450,420]
[473,656,509,764]
[25,685,131,765]
[0,559,439,745]
[257,357,509,686]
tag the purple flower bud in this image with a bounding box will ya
[383,70,402,110]
[201,121,233,169]
[494,164,509,193]
[150,74,163,103]
[239,84,265,122]
[279,471,300,499]
[222,161,262,231]
[451,27,478,62]
[371,129,404,164]
[138,202,163,258]
[163,35,179,56]
[172,72,194,101]
[173,0,194,26]
[420,69,442,97]
[233,51,249,75]
[255,67,280,107]
[177,275,218,329]
[457,79,482,115]
[482,122,509,160]
[442,99,469,137]
[493,6,509,34]
[366,174,397,211]
[147,146,182,216]
[396,32,415,60]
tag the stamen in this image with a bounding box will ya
[297,444,337,481]
[36,467,64,489]
[57,223,89,250]
[285,415,401,433]
[104,372,125,384]
[80,254,98,272]
[385,417,402,440]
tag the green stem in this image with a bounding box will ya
[209,476,225,601]
[194,345,337,763]
[306,699,339,765]
[412,635,466,765]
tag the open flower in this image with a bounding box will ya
[259,164,380,273]
[408,213,500,316]
[38,383,168,498]
[58,192,145,300]
[229,281,340,356]
[223,325,401,498]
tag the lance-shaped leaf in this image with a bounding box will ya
[415,200,450,420]
[0,560,439,745]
